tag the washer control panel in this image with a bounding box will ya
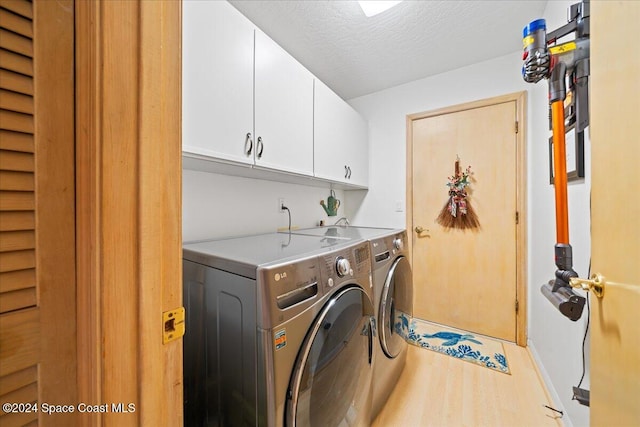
[319,242,370,292]
[335,256,352,277]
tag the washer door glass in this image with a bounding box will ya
[286,285,374,427]
[379,256,413,358]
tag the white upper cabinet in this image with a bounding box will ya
[182,1,365,188]
[254,30,314,176]
[314,80,369,187]
[182,1,255,165]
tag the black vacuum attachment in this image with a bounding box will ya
[540,244,586,321]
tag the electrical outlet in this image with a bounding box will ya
[278,198,286,213]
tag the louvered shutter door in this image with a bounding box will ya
[0,0,35,314]
[0,3,39,424]
[0,1,76,425]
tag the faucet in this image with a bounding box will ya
[334,217,349,227]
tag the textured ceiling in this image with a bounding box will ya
[229,0,548,99]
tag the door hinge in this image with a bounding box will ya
[515,121,519,134]
[515,211,519,224]
[515,299,519,313]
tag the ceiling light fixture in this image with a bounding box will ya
[358,1,403,17]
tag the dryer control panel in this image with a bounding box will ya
[371,230,408,269]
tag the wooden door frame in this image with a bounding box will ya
[75,1,183,425]
[406,91,528,346]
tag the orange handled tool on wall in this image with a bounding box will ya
[551,100,569,245]
[522,0,590,320]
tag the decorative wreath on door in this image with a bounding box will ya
[435,157,480,230]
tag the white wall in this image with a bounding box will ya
[183,169,347,242]
[347,2,590,424]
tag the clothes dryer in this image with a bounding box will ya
[287,226,413,420]
[368,230,412,419]
[183,233,375,426]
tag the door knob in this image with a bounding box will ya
[415,226,429,235]
[570,273,606,298]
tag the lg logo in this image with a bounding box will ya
[274,272,288,281]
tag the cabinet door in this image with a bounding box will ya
[183,1,255,165]
[314,80,348,182]
[314,80,369,187]
[344,106,369,187]
[254,30,314,176]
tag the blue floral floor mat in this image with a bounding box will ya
[396,314,511,375]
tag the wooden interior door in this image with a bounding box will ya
[0,1,76,425]
[409,95,526,343]
[589,2,640,424]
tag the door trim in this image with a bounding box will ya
[405,91,527,346]
[76,1,183,424]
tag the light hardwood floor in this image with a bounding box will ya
[373,343,564,427]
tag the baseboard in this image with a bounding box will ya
[527,339,573,427]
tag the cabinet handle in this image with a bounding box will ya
[347,166,352,179]
[257,136,264,159]
[345,165,348,179]
[244,133,253,156]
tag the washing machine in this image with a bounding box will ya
[287,226,413,420]
[182,232,375,426]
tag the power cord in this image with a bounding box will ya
[576,291,590,389]
[571,290,590,406]
[572,191,592,406]
[576,258,591,391]
[282,205,291,232]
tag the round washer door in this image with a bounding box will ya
[379,256,413,358]
[286,285,374,427]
